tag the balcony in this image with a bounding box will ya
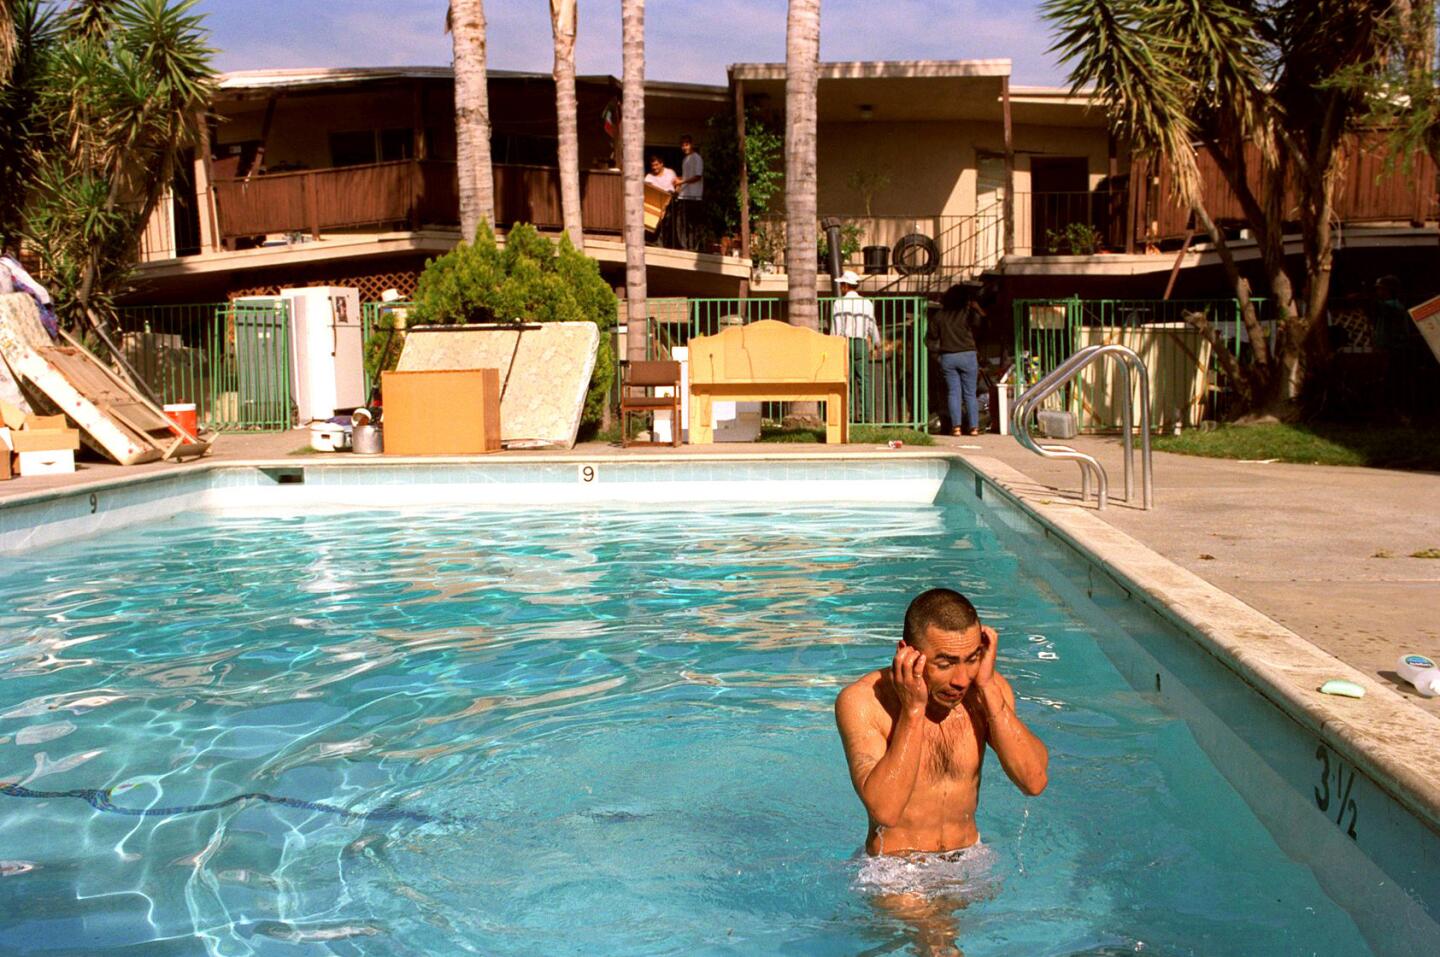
[1015,190,1131,255]
[756,210,1007,280]
[170,161,624,254]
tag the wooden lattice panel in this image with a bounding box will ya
[227,268,420,304]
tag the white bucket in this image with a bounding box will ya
[309,421,352,452]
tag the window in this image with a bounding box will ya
[491,133,559,166]
[329,128,415,167]
[330,131,376,167]
[379,128,413,162]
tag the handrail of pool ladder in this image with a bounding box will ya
[1011,344,1153,511]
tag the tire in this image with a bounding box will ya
[892,233,939,275]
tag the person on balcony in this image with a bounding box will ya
[831,271,882,423]
[644,155,679,246]
[671,134,704,251]
[927,284,985,436]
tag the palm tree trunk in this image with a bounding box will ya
[551,0,584,249]
[450,0,495,241]
[783,0,821,426]
[621,0,648,365]
[784,0,820,331]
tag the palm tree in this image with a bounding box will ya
[449,0,494,240]
[621,0,647,366]
[784,0,820,332]
[550,0,583,249]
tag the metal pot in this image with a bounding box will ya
[352,424,383,455]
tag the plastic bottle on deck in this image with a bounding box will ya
[1396,654,1440,697]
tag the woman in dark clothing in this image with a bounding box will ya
[927,284,985,435]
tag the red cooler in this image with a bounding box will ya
[163,403,198,438]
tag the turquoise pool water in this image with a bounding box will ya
[0,504,1372,956]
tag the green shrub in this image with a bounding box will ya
[411,223,617,427]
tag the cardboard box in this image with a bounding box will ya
[14,412,80,453]
[18,449,74,476]
[0,401,25,430]
[24,414,67,431]
[381,369,501,455]
[11,427,80,453]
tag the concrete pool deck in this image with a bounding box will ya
[947,433,1440,717]
[2,428,1436,720]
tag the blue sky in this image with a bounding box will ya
[198,0,1069,87]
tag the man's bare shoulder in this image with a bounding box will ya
[835,670,894,724]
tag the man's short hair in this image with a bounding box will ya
[903,588,979,646]
[648,153,663,164]
[680,134,693,144]
[940,283,974,311]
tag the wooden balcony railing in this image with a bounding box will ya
[211,161,622,247]
[1138,135,1439,242]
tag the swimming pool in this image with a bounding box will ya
[0,459,1435,956]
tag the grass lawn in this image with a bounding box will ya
[1152,423,1440,471]
[758,425,934,445]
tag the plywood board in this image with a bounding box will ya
[395,323,598,449]
[381,369,501,455]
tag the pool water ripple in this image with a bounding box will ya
[0,505,1373,956]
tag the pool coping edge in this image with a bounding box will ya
[960,451,1440,838]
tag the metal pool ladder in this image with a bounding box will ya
[1011,344,1154,511]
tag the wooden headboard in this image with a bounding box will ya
[687,319,847,386]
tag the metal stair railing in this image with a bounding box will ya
[1011,343,1154,510]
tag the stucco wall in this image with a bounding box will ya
[816,119,1113,219]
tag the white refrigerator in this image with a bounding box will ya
[278,286,365,422]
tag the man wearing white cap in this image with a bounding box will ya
[830,271,882,423]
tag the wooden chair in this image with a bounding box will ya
[620,359,682,447]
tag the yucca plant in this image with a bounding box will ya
[1043,0,1417,416]
[5,0,214,343]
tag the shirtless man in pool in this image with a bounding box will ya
[835,588,1048,856]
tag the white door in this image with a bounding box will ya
[976,155,1006,269]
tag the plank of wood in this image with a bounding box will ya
[57,328,209,448]
[45,351,171,433]
[42,341,201,461]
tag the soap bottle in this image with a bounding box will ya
[1396,654,1440,697]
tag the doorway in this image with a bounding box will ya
[1030,156,1091,253]
[976,154,1006,269]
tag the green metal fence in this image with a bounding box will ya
[361,300,414,400]
[645,296,930,429]
[361,297,930,431]
[1012,297,1269,431]
[115,301,292,432]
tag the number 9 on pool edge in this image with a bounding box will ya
[578,464,598,483]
